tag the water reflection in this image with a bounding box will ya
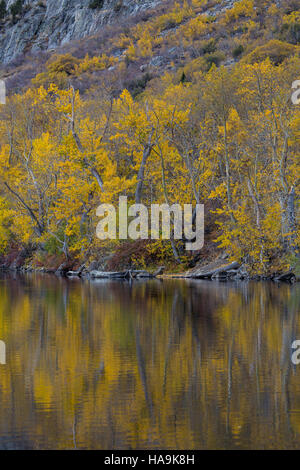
[0,273,299,449]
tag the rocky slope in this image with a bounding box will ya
[0,0,161,64]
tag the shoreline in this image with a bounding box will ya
[1,248,299,284]
[0,265,299,284]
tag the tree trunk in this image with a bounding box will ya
[287,186,299,257]
[135,129,154,204]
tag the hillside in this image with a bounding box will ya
[0,0,298,90]
[0,0,162,64]
[0,0,299,276]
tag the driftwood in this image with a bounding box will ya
[153,266,165,276]
[89,266,165,280]
[90,271,127,279]
[188,261,240,279]
[66,264,86,277]
[55,262,70,276]
[273,271,297,284]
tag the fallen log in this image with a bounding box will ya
[90,268,163,279]
[153,266,165,276]
[90,271,128,279]
[274,271,296,284]
[55,262,72,276]
[212,269,239,280]
[66,264,86,277]
[189,261,240,279]
[66,271,80,277]
[135,271,155,278]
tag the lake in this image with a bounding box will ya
[0,273,299,449]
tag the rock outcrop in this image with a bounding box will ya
[0,0,161,64]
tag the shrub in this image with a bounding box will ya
[126,72,153,97]
[283,0,300,15]
[10,0,23,22]
[114,1,123,13]
[233,44,244,58]
[280,12,300,45]
[106,240,152,271]
[32,54,80,88]
[224,0,255,23]
[201,39,217,55]
[0,0,6,19]
[280,22,300,44]
[205,52,225,70]
[89,0,104,9]
[180,71,186,83]
[242,40,298,65]
[46,54,80,75]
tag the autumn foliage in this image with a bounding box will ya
[0,0,299,274]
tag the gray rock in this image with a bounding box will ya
[0,0,162,64]
[87,260,99,272]
[167,46,180,58]
[111,48,126,58]
[55,262,69,276]
[149,55,167,67]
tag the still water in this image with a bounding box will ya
[0,273,299,449]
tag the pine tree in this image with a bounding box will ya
[89,0,104,9]
[10,0,23,23]
[0,0,6,19]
